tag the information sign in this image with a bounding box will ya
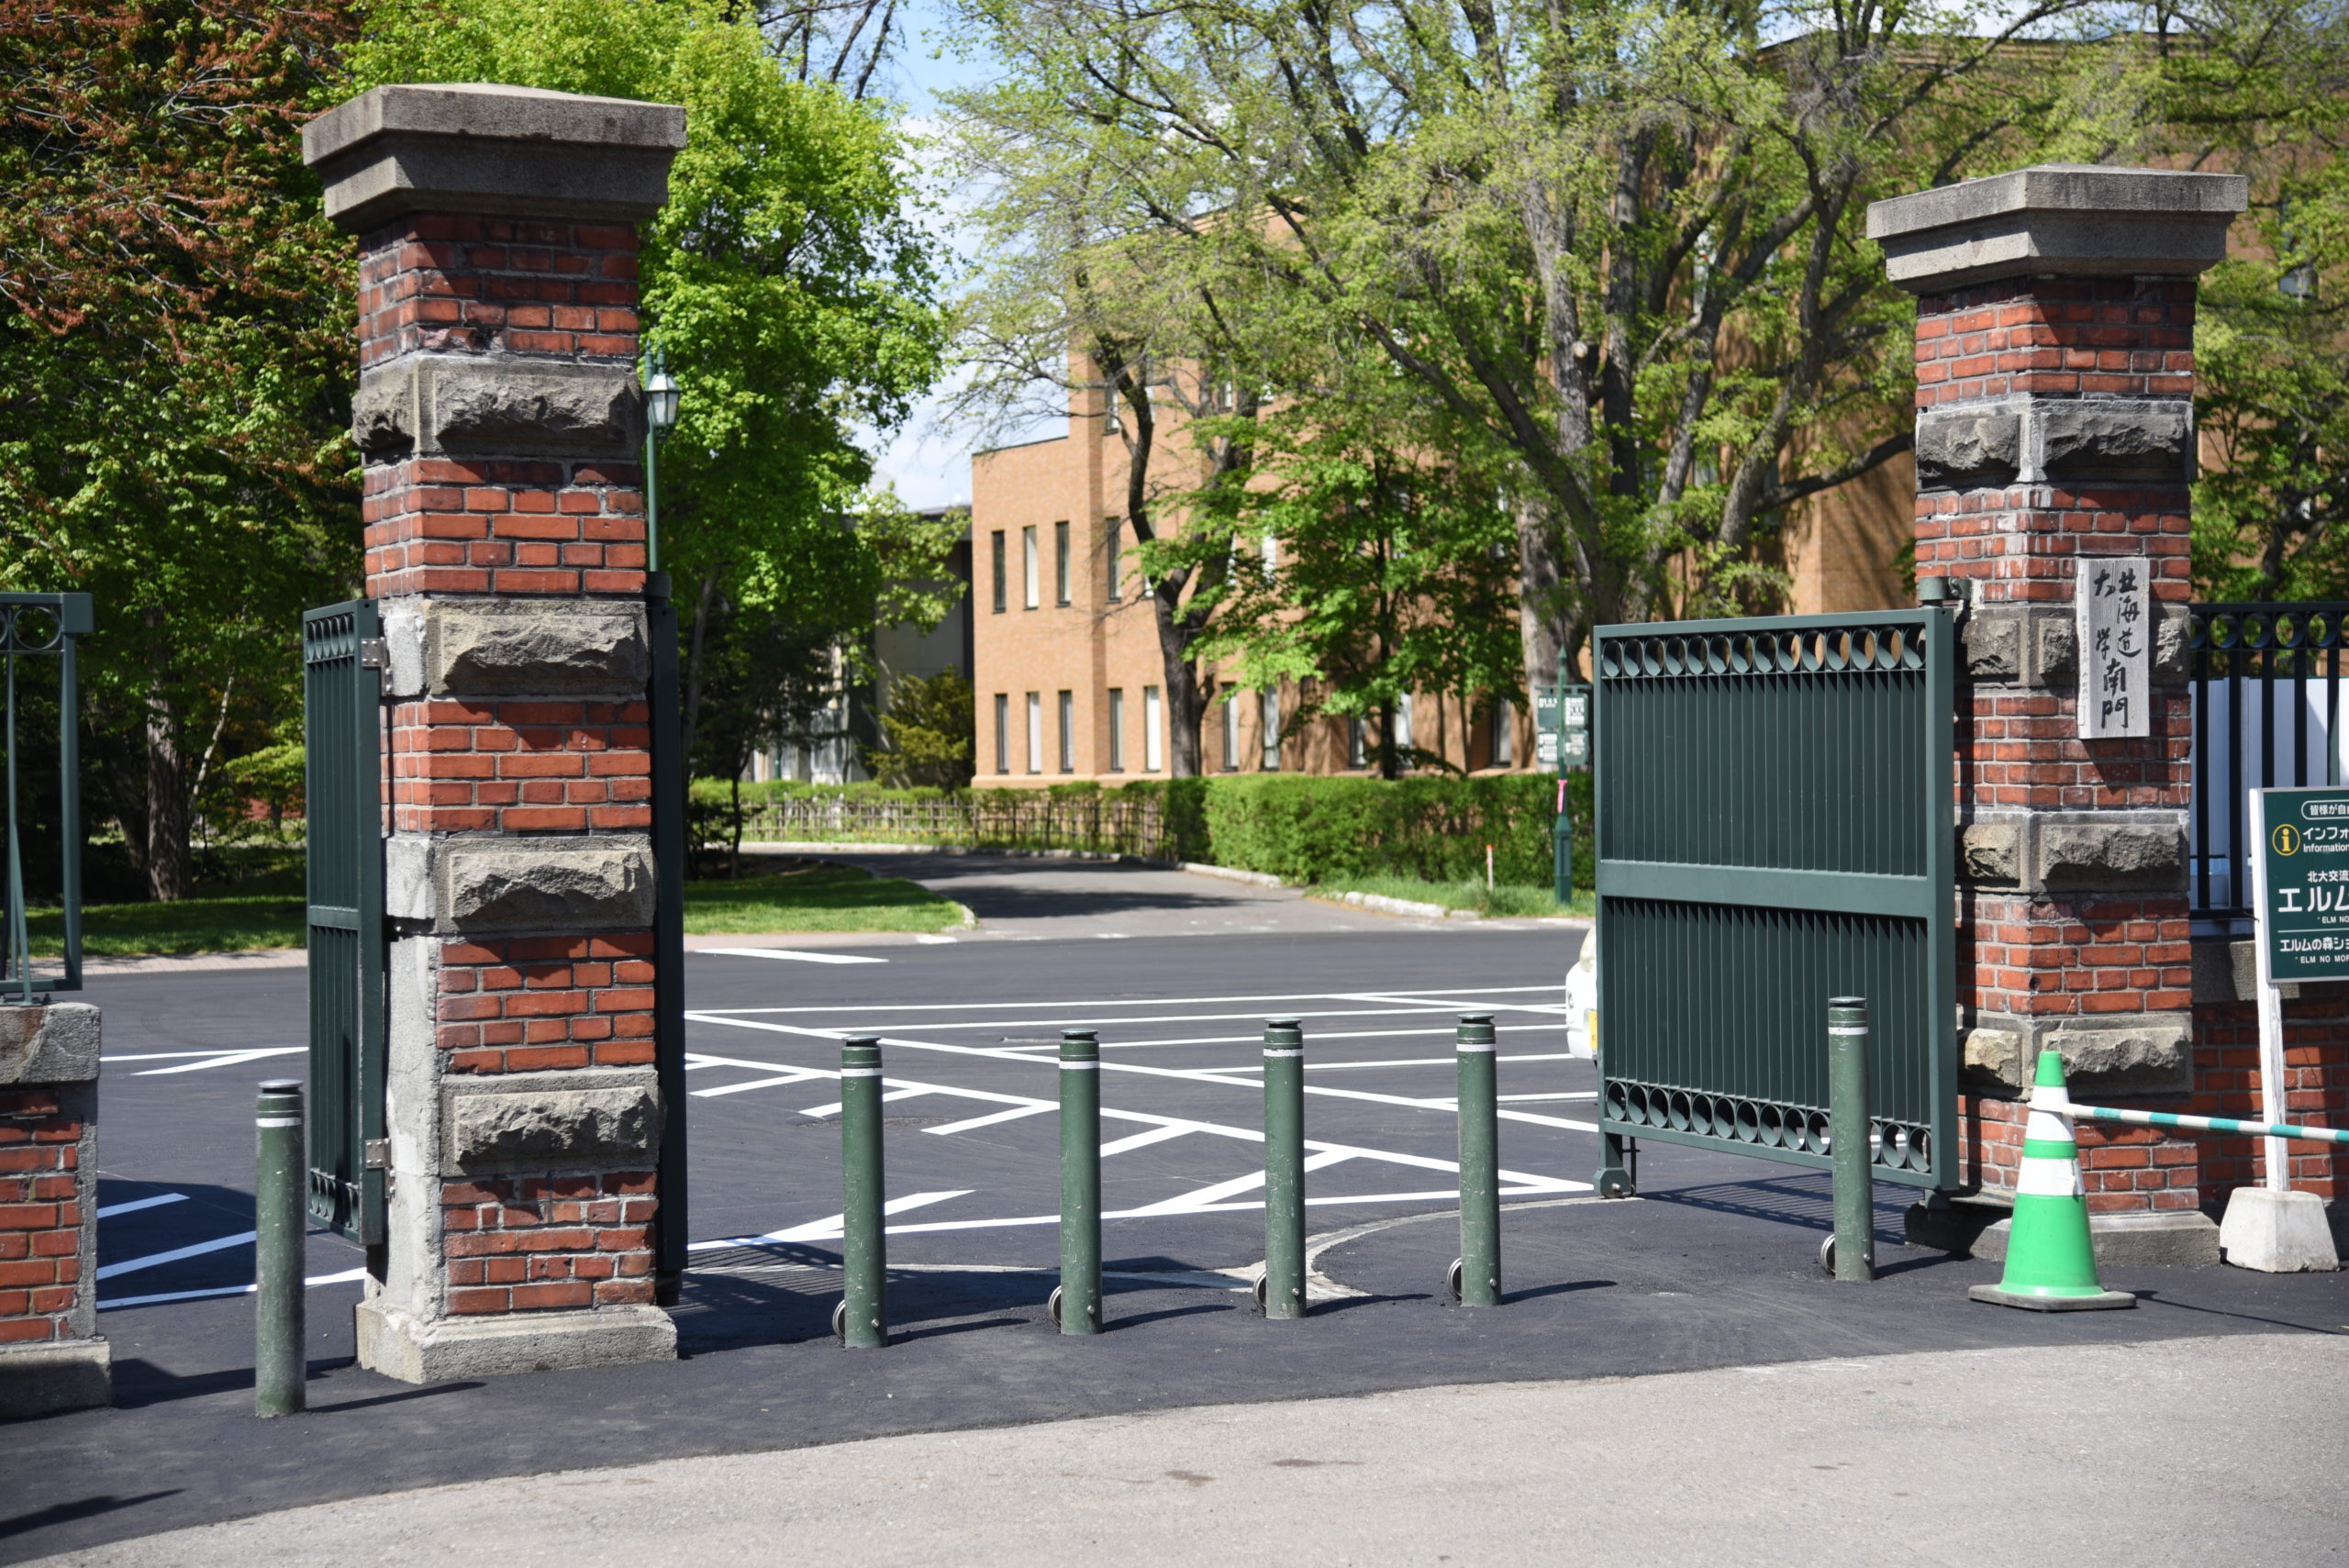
[1557,685,1590,771]
[2254,787,2349,983]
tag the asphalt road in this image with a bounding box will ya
[37,1335,2349,1568]
[8,862,2349,1562]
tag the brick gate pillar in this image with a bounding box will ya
[303,84,685,1380]
[1867,166,2245,1263]
[0,1005,106,1416]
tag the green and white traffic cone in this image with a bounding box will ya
[1969,1050,2136,1312]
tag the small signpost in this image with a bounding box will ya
[2075,555,2152,740]
[1534,687,1560,771]
[2249,787,2349,1188]
[1557,685,1590,771]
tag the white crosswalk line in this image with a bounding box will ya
[923,1104,1055,1136]
[96,1230,255,1280]
[134,1048,304,1076]
[95,1193,187,1219]
[687,1189,972,1250]
[699,948,887,965]
[690,1070,828,1099]
[1098,1124,1197,1158]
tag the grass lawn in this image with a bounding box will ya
[26,859,964,956]
[1308,875,1594,919]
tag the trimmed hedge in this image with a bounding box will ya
[711,773,1594,890]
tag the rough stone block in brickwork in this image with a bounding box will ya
[1962,607,2022,680]
[1960,821,2021,884]
[2036,401,2194,486]
[445,1070,659,1168]
[304,83,685,231]
[2154,603,2189,684]
[389,836,653,931]
[1866,164,2247,292]
[0,1002,99,1084]
[385,599,649,697]
[2035,815,2187,893]
[1967,1011,2194,1095]
[2036,610,2077,684]
[1915,406,2021,491]
[353,358,644,460]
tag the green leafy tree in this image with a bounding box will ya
[946,0,2155,704]
[351,0,952,745]
[0,0,361,899]
[874,668,975,788]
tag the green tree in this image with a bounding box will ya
[946,0,2151,702]
[351,0,953,745]
[0,0,361,899]
[2147,1,2349,598]
[874,668,975,788]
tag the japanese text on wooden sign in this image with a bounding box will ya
[2076,556,2151,740]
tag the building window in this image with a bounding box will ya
[1021,526,1040,610]
[994,694,1009,773]
[1104,517,1122,602]
[1221,693,1240,772]
[1108,688,1126,772]
[1054,521,1071,606]
[1396,694,1414,766]
[1260,688,1281,772]
[1347,717,1366,770]
[990,531,1007,615]
[1057,690,1074,773]
[1025,692,1042,773]
[1261,534,1277,576]
[1490,702,1513,767]
[1143,686,1163,773]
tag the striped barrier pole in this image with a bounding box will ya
[2070,1104,2349,1146]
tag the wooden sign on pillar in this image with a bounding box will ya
[2076,555,2152,740]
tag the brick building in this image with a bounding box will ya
[971,375,1530,786]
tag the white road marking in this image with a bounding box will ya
[1498,1092,1598,1102]
[102,1049,303,1063]
[1098,1125,1197,1158]
[99,1268,368,1312]
[690,1069,829,1099]
[132,1048,305,1076]
[798,1086,939,1118]
[96,1231,256,1280]
[96,1193,188,1219]
[695,984,1564,1018]
[698,948,888,964]
[1120,1149,1357,1217]
[686,1190,972,1250]
[923,1104,1055,1136]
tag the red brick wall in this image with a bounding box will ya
[441,1172,656,1315]
[2195,995,2349,1200]
[1920,276,2204,1208]
[0,1088,83,1343]
[358,209,662,1317]
[357,217,646,599]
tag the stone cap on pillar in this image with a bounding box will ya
[1866,164,2247,294]
[303,83,687,233]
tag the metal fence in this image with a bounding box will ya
[729,791,1174,859]
[2188,603,2349,927]
[1592,610,1957,1193]
[0,594,91,999]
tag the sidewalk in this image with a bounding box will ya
[33,1333,2347,1566]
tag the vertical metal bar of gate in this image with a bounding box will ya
[647,574,688,1305]
[302,601,386,1245]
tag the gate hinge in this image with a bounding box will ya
[357,638,391,696]
[363,1139,389,1171]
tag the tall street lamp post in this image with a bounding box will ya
[640,349,681,573]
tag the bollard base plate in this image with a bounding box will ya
[1968,1283,2137,1312]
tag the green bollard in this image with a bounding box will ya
[1053,1028,1103,1335]
[1826,996,1876,1283]
[254,1078,306,1418]
[836,1034,887,1348]
[1451,1014,1502,1307]
[1260,1017,1307,1318]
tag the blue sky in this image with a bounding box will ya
[859,0,1033,514]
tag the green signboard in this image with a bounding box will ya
[1557,685,1590,771]
[2255,787,2349,983]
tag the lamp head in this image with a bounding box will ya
[641,350,681,438]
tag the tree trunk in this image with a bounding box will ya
[1513,495,1569,693]
[143,676,190,902]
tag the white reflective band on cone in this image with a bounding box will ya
[2015,1158,2087,1198]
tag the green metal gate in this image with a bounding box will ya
[1592,610,1956,1194]
[304,600,386,1244]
